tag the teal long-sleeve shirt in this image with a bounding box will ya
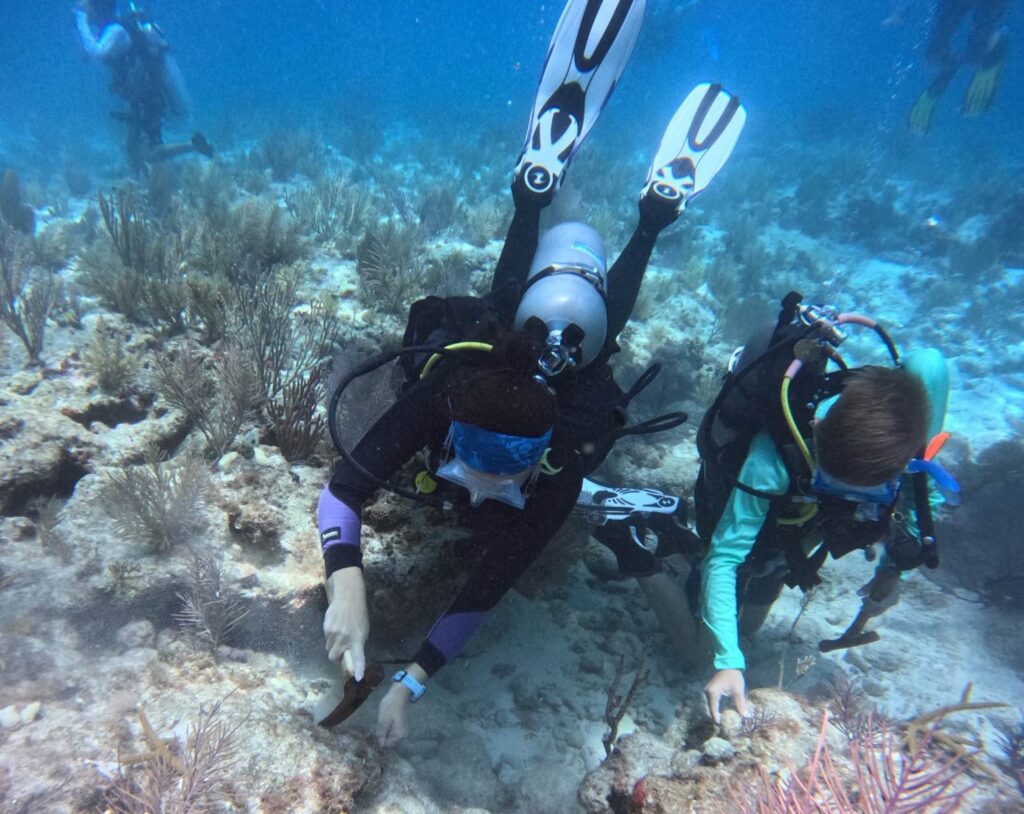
[699,348,950,671]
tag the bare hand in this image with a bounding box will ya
[705,668,749,725]
[324,567,369,681]
[377,683,411,745]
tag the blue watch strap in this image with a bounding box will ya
[392,670,426,702]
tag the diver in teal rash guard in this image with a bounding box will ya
[691,301,955,724]
[73,0,214,171]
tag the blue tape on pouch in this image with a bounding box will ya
[451,421,552,475]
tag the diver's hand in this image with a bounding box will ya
[376,683,412,745]
[377,663,426,745]
[858,566,901,618]
[705,669,749,725]
[324,567,369,681]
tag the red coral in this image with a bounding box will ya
[631,776,649,812]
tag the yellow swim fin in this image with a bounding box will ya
[909,89,940,134]
[962,57,1005,116]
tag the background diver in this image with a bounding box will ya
[316,0,746,744]
[885,0,1013,132]
[74,0,215,171]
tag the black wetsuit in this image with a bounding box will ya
[926,0,1009,90]
[320,189,671,676]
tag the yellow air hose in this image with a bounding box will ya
[777,374,819,526]
[419,342,494,379]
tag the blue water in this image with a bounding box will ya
[3,1,1022,161]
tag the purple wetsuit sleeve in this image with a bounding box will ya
[323,378,447,579]
[318,485,363,574]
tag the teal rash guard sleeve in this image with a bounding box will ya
[699,432,789,671]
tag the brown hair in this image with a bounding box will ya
[815,366,930,485]
[446,331,556,437]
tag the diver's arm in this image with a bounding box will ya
[413,458,585,676]
[74,11,131,61]
[699,432,789,671]
[320,380,446,678]
[322,378,448,577]
[377,661,429,744]
[700,433,787,723]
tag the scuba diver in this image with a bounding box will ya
[317,0,746,743]
[73,0,214,171]
[690,294,957,723]
[886,0,1013,132]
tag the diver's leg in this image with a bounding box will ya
[493,0,645,319]
[590,516,705,671]
[146,136,214,163]
[926,0,972,69]
[605,84,746,344]
[125,118,146,176]
[966,0,1009,63]
[604,214,663,344]
[737,574,785,636]
[489,192,544,324]
[513,0,646,204]
[962,0,1009,114]
[911,0,972,131]
[636,571,705,670]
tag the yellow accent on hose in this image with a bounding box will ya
[780,376,816,474]
[419,342,494,379]
[777,375,819,527]
[414,470,438,494]
[777,503,819,525]
[539,448,562,476]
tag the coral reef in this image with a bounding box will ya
[99,446,210,553]
[0,62,1022,814]
[0,225,62,365]
[356,219,426,317]
[580,687,1017,814]
[81,317,139,396]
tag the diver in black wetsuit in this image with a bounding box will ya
[316,0,746,744]
[73,0,214,171]
[887,0,1013,131]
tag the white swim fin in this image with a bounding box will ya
[641,82,747,215]
[515,0,646,203]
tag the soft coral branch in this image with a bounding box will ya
[729,710,975,813]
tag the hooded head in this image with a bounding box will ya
[437,332,557,508]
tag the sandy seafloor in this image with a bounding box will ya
[0,126,1022,813]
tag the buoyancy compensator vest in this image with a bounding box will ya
[326,294,688,507]
[694,292,940,590]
